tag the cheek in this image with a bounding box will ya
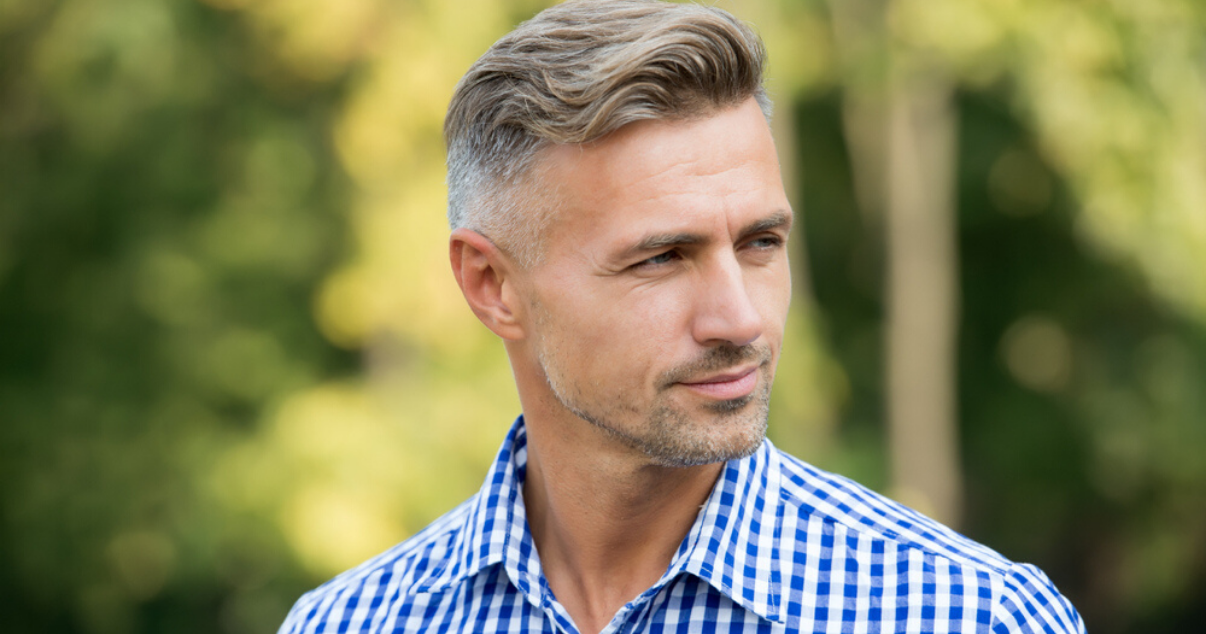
[541,294,636,359]
[626,283,695,342]
[569,286,688,376]
[752,265,793,331]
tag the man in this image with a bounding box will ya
[280,1,1085,633]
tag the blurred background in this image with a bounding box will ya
[2,0,1204,632]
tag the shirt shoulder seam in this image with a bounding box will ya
[300,495,476,601]
[774,452,1016,578]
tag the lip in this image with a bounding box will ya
[678,365,760,400]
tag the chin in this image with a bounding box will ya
[639,387,772,468]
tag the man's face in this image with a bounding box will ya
[516,98,793,467]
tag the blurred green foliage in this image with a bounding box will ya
[1,1,1204,633]
[0,0,357,631]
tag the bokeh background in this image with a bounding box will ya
[2,0,1204,632]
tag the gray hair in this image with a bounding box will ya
[444,0,771,266]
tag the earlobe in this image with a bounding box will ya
[450,228,526,340]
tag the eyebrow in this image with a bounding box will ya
[739,210,793,240]
[617,209,793,261]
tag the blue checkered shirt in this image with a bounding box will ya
[279,416,1085,633]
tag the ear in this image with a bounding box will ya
[450,228,526,340]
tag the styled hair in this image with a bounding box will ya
[444,0,771,266]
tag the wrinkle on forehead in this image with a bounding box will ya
[532,98,785,263]
[544,100,777,197]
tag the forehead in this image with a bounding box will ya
[533,99,787,255]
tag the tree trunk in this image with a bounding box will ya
[827,0,963,527]
[884,68,962,527]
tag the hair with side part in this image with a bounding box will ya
[444,0,771,266]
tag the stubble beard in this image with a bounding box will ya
[536,340,774,468]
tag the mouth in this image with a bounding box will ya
[677,364,760,401]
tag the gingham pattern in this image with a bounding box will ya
[279,416,1085,633]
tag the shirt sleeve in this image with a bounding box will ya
[991,563,1086,634]
[277,589,319,634]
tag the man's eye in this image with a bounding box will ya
[747,236,783,250]
[637,251,678,267]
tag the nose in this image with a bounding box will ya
[690,255,763,347]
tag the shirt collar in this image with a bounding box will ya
[415,416,786,624]
[413,416,545,602]
[667,439,786,624]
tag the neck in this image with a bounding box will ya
[521,413,721,634]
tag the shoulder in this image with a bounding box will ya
[771,448,1085,633]
[773,449,1008,570]
[276,497,474,634]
